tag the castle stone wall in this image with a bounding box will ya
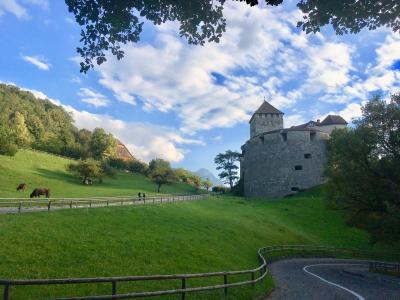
[241,130,329,198]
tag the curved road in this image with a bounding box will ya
[266,258,400,300]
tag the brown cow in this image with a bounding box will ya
[16,183,27,191]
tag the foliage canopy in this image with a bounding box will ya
[65,0,399,72]
[326,93,400,243]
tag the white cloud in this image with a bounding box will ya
[0,0,48,18]
[94,2,363,133]
[22,55,51,70]
[78,87,109,108]
[16,84,200,162]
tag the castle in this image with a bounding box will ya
[240,101,347,198]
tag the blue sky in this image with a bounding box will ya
[0,0,399,176]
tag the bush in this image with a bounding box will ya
[0,126,18,156]
[212,185,229,193]
[127,159,148,175]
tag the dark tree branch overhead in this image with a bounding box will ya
[65,0,399,73]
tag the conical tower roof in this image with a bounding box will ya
[254,101,283,114]
[250,101,283,123]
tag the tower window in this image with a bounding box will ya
[281,132,287,141]
[291,187,299,191]
[310,132,316,141]
[259,136,264,144]
[304,153,312,159]
[294,165,303,170]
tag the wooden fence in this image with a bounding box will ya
[0,245,379,300]
[0,194,215,213]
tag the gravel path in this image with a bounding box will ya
[265,258,400,300]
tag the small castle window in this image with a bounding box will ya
[291,187,299,191]
[259,136,264,144]
[294,165,303,170]
[304,153,312,159]
[281,132,287,141]
[310,132,316,141]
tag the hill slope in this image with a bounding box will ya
[0,189,399,299]
[0,149,198,198]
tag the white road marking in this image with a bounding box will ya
[302,263,367,300]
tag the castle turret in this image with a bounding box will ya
[249,101,284,138]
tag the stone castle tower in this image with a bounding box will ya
[250,101,284,138]
[241,101,347,199]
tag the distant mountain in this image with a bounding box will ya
[194,168,223,186]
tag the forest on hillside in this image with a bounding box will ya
[0,83,117,160]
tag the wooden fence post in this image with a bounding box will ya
[47,201,51,211]
[181,278,186,300]
[70,201,72,209]
[251,271,255,287]
[3,284,11,300]
[89,200,92,208]
[112,281,117,295]
[224,274,228,296]
[18,202,22,213]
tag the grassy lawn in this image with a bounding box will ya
[0,189,399,299]
[0,150,199,198]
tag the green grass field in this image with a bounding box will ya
[0,150,399,299]
[0,150,199,198]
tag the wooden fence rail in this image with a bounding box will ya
[0,193,217,214]
[0,245,382,300]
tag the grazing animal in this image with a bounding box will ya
[30,188,51,198]
[16,183,27,191]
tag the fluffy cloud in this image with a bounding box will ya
[22,55,51,70]
[65,107,203,162]
[78,88,109,108]
[89,2,400,135]
[0,0,48,18]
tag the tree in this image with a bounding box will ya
[65,1,399,72]
[89,128,117,160]
[147,158,177,193]
[127,159,149,175]
[202,178,213,191]
[10,111,31,147]
[326,93,400,243]
[239,1,400,34]
[0,126,18,156]
[65,0,226,73]
[214,150,240,189]
[67,159,103,184]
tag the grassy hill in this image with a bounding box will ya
[0,187,399,299]
[0,149,199,198]
[0,150,399,299]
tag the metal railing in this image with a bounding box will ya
[0,193,215,213]
[0,245,375,300]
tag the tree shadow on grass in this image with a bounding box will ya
[34,168,78,184]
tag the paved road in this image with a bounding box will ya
[266,258,400,300]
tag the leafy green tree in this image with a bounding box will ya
[0,126,18,156]
[326,93,400,243]
[202,178,213,191]
[65,0,398,72]
[214,150,241,189]
[67,159,103,184]
[127,159,149,175]
[89,128,117,160]
[65,0,226,72]
[147,158,177,193]
[10,111,31,147]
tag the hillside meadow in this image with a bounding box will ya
[0,150,399,299]
[0,150,199,198]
